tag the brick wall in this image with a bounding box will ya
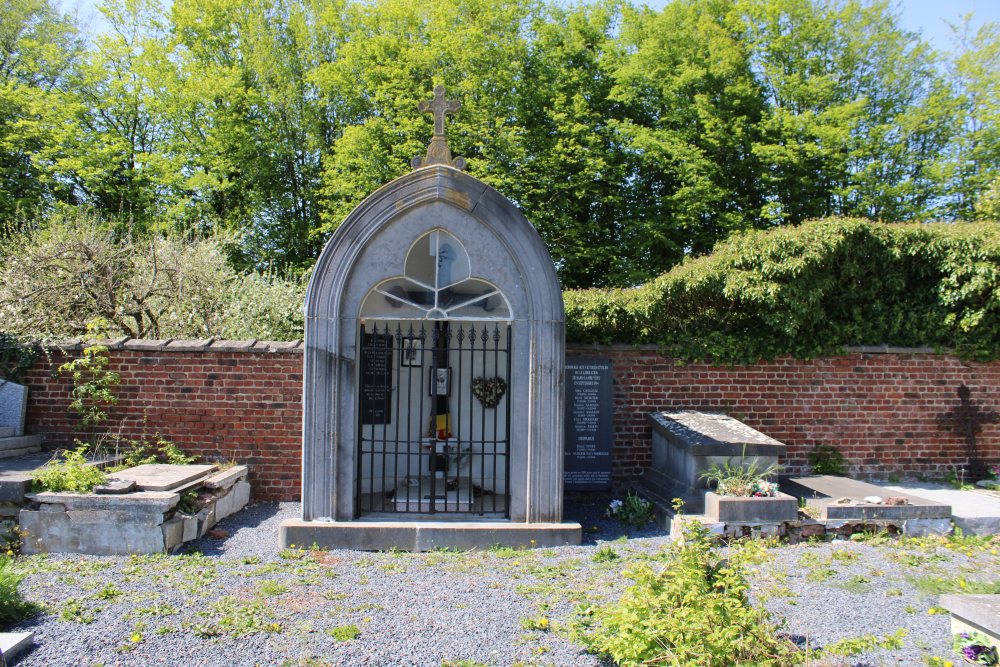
[20,340,1000,501]
[24,340,303,501]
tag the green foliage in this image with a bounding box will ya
[578,524,798,666]
[823,629,907,657]
[0,212,307,340]
[1,0,998,284]
[326,624,360,641]
[32,444,107,493]
[700,446,782,497]
[606,492,654,528]
[0,333,38,383]
[808,444,847,476]
[58,334,120,430]
[565,218,1000,361]
[0,554,38,626]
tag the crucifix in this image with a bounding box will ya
[938,384,1000,481]
[412,84,467,170]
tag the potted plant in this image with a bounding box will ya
[954,631,999,666]
[699,451,798,523]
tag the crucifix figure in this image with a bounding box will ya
[938,384,1000,481]
[412,84,467,170]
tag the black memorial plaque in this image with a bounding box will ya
[564,357,613,491]
[360,332,393,424]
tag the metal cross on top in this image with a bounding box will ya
[412,84,467,171]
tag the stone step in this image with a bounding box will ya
[0,427,15,438]
[0,435,43,459]
[0,630,34,664]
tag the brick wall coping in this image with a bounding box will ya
[41,338,304,354]
[32,338,941,356]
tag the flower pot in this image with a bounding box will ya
[704,491,798,523]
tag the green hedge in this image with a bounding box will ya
[564,218,1000,362]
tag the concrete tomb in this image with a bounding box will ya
[280,85,580,550]
[644,410,787,513]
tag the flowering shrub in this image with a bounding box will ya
[953,631,998,665]
[606,493,654,528]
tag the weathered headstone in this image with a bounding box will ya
[0,380,28,437]
[564,357,613,491]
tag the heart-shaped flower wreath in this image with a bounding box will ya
[471,376,507,409]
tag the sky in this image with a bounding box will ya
[70,0,1000,55]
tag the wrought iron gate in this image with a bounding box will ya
[356,321,511,517]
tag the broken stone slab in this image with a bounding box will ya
[940,594,1000,651]
[645,411,787,514]
[0,631,34,664]
[93,478,136,494]
[27,490,180,514]
[202,465,248,491]
[214,480,250,522]
[113,464,217,492]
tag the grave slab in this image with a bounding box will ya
[0,631,34,664]
[783,476,951,520]
[940,594,1000,651]
[884,483,1000,535]
[644,411,786,513]
[113,464,217,491]
[0,381,28,436]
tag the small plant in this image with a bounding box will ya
[592,545,619,563]
[808,444,847,476]
[327,624,360,641]
[520,616,550,632]
[953,631,999,665]
[0,555,38,625]
[700,447,782,497]
[58,325,120,431]
[32,445,108,493]
[159,440,198,465]
[176,491,200,515]
[606,492,654,528]
[577,521,798,665]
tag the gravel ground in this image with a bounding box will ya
[7,498,997,667]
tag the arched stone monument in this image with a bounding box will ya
[279,86,581,550]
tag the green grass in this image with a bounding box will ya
[327,624,360,641]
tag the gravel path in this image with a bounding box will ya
[8,499,996,666]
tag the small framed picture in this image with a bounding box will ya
[401,337,423,367]
[430,367,451,396]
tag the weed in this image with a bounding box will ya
[835,575,871,594]
[822,629,907,656]
[327,624,360,641]
[591,545,619,563]
[520,616,550,632]
[577,521,798,666]
[95,583,123,600]
[808,444,846,476]
[257,580,288,597]
[606,492,654,528]
[0,555,38,624]
[32,445,107,493]
[59,598,97,624]
[910,575,1000,596]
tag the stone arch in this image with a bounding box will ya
[301,165,565,524]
